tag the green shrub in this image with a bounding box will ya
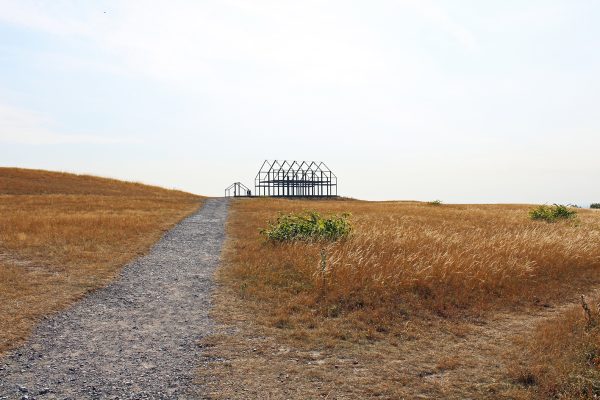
[260,211,352,242]
[427,200,443,206]
[529,204,577,222]
[591,203,600,209]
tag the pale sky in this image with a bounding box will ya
[1,1,599,204]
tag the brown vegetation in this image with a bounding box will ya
[223,198,600,331]
[0,168,202,354]
[200,197,600,398]
[508,295,600,399]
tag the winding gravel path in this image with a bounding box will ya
[0,198,229,400]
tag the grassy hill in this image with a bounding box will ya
[0,167,191,196]
[0,167,202,354]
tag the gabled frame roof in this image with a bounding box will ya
[254,159,337,197]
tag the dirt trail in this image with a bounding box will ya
[0,198,229,400]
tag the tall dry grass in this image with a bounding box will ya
[223,198,600,336]
[508,296,600,399]
[0,168,202,353]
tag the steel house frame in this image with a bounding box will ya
[225,182,251,197]
[254,160,337,197]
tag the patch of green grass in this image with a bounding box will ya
[260,211,352,242]
[529,204,577,222]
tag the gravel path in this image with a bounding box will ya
[0,198,229,400]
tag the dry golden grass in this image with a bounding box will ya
[0,167,191,196]
[200,197,600,398]
[224,198,600,332]
[507,296,600,399]
[0,168,202,354]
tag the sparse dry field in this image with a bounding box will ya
[201,198,600,399]
[0,168,202,354]
[507,295,600,399]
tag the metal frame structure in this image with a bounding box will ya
[225,182,251,197]
[254,160,337,197]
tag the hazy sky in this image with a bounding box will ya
[1,1,598,204]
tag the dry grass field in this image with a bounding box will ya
[200,198,600,399]
[0,168,202,354]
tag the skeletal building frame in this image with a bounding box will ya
[225,182,251,197]
[254,160,337,197]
